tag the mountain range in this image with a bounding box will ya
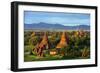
[24,22,90,30]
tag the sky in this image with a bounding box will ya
[24,11,90,26]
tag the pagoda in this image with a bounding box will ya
[75,30,85,37]
[33,32,49,57]
[56,32,69,49]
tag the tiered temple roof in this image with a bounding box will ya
[56,32,69,49]
[33,32,49,57]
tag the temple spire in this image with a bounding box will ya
[33,32,49,57]
[56,32,69,49]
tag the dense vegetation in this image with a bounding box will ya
[24,30,90,62]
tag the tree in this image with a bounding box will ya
[24,31,32,45]
[29,36,41,46]
[82,47,90,58]
[49,33,60,49]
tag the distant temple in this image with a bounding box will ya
[31,32,35,37]
[33,32,49,57]
[75,30,85,37]
[56,32,69,49]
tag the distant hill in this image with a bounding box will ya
[24,22,90,30]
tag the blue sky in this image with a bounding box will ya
[24,11,90,26]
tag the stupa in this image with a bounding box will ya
[56,32,69,49]
[33,32,49,57]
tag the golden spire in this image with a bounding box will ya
[56,32,68,49]
[40,32,48,45]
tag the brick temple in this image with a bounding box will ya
[56,32,69,49]
[33,32,49,57]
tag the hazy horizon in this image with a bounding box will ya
[25,22,90,27]
[24,11,90,26]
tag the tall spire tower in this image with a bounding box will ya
[56,32,69,49]
[33,32,49,57]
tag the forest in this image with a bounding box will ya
[24,30,90,62]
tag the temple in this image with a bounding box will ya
[33,32,69,57]
[56,32,69,49]
[33,32,49,57]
